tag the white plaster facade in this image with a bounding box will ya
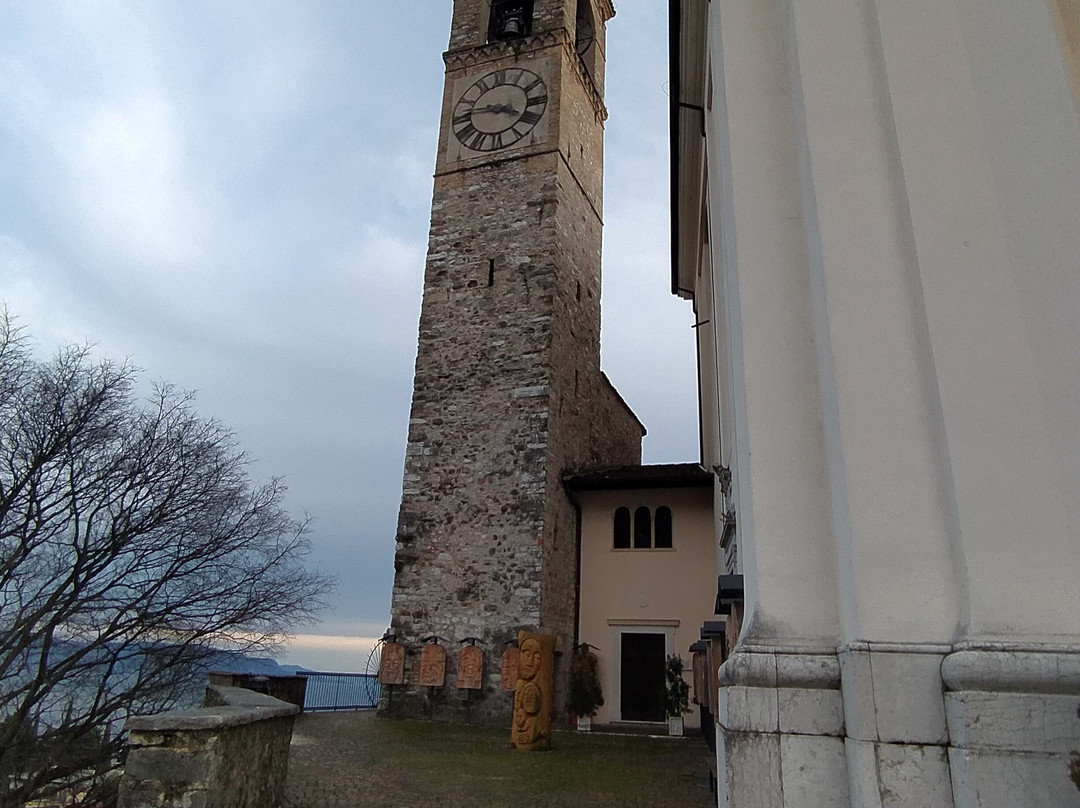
[670,0,1080,805]
[569,466,715,730]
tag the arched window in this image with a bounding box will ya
[654,506,673,549]
[633,506,652,549]
[613,505,676,550]
[613,507,631,549]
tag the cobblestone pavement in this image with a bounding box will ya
[284,711,716,808]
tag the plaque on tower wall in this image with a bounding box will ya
[510,631,554,751]
[457,645,484,690]
[419,643,446,687]
[378,641,406,685]
[501,646,519,691]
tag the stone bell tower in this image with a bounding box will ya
[386,0,643,724]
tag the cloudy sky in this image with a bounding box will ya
[0,2,698,671]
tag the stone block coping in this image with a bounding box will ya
[126,685,300,734]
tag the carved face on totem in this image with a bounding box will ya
[519,637,542,681]
[513,680,543,746]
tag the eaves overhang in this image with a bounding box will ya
[563,462,712,493]
[668,0,710,300]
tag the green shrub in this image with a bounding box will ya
[568,643,604,718]
[664,655,690,718]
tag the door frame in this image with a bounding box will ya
[607,619,679,722]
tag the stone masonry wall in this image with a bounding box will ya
[117,686,298,808]
[389,150,567,725]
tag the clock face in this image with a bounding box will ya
[451,67,548,153]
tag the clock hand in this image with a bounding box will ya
[474,103,520,115]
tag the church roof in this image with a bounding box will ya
[563,463,712,492]
[600,371,647,437]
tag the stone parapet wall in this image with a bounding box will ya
[207,672,308,711]
[117,685,298,808]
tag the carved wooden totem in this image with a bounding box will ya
[510,631,554,750]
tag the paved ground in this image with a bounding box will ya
[284,711,716,808]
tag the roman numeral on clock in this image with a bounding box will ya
[456,123,478,142]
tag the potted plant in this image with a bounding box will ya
[569,643,604,731]
[664,654,691,736]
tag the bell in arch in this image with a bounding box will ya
[499,14,523,38]
[489,1,531,42]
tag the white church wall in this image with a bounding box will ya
[704,0,841,652]
[675,0,1080,804]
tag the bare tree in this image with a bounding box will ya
[0,310,335,806]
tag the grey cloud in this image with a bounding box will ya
[0,2,696,666]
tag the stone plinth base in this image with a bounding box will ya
[717,649,848,808]
[943,647,1080,808]
[716,645,1080,808]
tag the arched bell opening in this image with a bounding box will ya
[488,0,534,43]
[575,0,595,56]
[574,0,602,81]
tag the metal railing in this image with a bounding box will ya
[301,672,380,712]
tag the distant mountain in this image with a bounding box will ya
[208,654,305,677]
[12,639,311,719]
